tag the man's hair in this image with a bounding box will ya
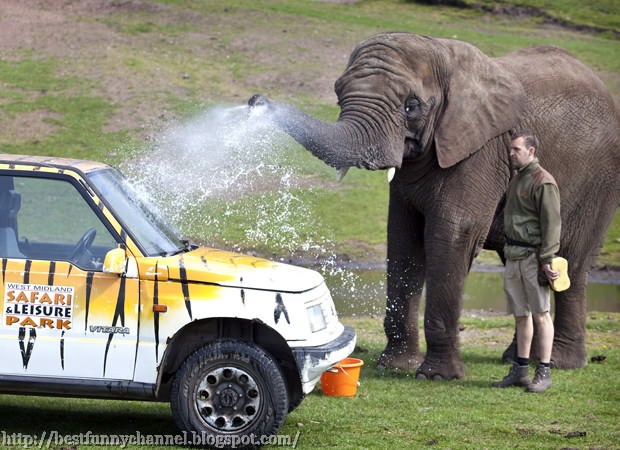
[510,129,539,151]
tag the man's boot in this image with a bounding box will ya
[526,364,551,392]
[492,363,531,387]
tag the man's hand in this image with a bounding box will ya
[542,263,559,283]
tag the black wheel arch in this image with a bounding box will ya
[155,318,303,411]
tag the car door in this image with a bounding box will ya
[0,172,139,379]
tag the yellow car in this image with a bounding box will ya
[0,154,355,447]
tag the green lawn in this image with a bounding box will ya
[1,313,618,449]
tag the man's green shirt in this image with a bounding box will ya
[504,158,561,264]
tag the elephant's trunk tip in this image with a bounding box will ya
[248,94,265,108]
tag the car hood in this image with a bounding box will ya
[149,247,325,293]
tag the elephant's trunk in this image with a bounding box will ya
[248,95,400,173]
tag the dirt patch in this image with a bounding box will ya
[0,1,128,60]
[0,109,61,145]
[0,0,357,137]
[1,0,618,139]
[0,1,159,133]
[460,325,513,349]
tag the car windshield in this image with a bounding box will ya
[87,168,187,257]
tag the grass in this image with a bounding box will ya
[1,313,618,449]
[601,209,620,267]
[0,58,127,161]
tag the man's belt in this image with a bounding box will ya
[505,237,538,248]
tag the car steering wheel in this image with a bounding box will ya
[69,227,97,262]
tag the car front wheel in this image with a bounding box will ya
[171,340,289,449]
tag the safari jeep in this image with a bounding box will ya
[0,154,355,448]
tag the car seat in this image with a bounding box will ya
[0,189,25,258]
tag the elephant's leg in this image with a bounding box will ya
[378,186,425,371]
[379,255,425,370]
[501,332,518,364]
[415,218,483,380]
[415,269,467,380]
[551,268,587,368]
[548,203,614,369]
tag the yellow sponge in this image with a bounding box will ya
[550,257,570,292]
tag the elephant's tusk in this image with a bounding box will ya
[336,167,350,182]
[387,167,396,183]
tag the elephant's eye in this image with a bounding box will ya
[405,97,420,114]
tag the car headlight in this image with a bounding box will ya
[306,304,327,332]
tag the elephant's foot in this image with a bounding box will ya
[551,338,587,369]
[415,354,465,380]
[377,346,423,372]
[501,340,517,364]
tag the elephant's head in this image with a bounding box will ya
[249,32,526,178]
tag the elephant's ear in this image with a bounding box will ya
[434,39,527,168]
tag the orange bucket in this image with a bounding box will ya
[320,358,364,397]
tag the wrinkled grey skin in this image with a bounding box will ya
[249,32,620,379]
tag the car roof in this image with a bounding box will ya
[0,153,110,175]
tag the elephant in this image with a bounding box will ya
[248,32,620,379]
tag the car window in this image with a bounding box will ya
[87,168,186,256]
[1,175,119,270]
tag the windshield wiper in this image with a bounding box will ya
[165,239,192,257]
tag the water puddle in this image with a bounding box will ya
[321,265,620,317]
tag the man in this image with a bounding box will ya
[493,130,561,393]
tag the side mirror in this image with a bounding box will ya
[103,247,127,275]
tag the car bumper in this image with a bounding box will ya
[291,325,357,394]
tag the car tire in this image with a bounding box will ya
[171,340,289,449]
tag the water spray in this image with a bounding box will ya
[118,105,376,313]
